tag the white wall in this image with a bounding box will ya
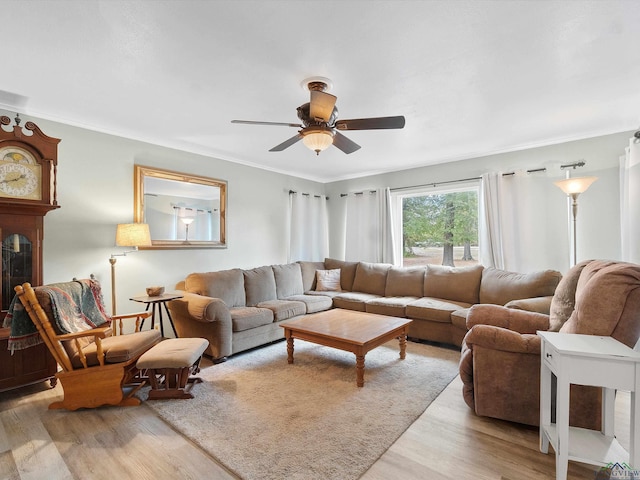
[5,109,632,319]
[1,111,323,318]
[325,131,632,274]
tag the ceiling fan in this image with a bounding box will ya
[231,77,405,155]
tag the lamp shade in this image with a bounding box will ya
[115,223,152,247]
[302,130,334,154]
[554,176,598,195]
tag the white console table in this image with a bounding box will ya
[538,331,640,480]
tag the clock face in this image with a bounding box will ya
[0,162,41,200]
[0,146,43,200]
[0,146,37,165]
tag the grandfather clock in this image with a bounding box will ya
[0,114,59,391]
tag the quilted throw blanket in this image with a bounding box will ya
[3,278,112,352]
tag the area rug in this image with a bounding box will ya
[144,339,460,480]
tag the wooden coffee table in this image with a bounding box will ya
[280,309,413,387]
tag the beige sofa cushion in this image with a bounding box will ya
[258,299,306,321]
[424,264,483,304]
[366,296,418,317]
[385,267,425,297]
[286,294,333,313]
[324,258,358,291]
[333,292,381,312]
[406,297,472,323]
[352,261,391,296]
[297,261,326,291]
[185,269,246,307]
[244,266,277,306]
[479,267,561,306]
[273,263,304,298]
[230,306,274,332]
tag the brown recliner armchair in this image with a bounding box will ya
[459,259,640,428]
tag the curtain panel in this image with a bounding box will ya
[288,193,329,262]
[620,137,640,263]
[344,188,396,264]
[479,171,567,272]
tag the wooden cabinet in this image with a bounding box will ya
[0,328,57,391]
[0,115,60,391]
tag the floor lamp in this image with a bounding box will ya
[109,223,152,315]
[554,176,598,266]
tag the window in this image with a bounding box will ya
[393,185,479,267]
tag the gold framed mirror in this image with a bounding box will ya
[134,165,227,249]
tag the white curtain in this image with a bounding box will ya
[479,172,505,269]
[344,188,396,264]
[479,171,566,272]
[288,193,329,262]
[620,136,640,263]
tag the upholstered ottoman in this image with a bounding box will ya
[137,338,209,400]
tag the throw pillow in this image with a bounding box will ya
[315,269,342,292]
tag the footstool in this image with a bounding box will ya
[137,337,209,400]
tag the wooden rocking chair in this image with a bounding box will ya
[14,281,161,410]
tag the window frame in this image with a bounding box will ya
[390,180,480,267]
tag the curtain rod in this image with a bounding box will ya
[387,163,592,192]
[340,189,378,197]
[288,189,328,199]
[338,160,585,196]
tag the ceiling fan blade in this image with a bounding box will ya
[334,115,405,131]
[232,120,302,127]
[269,134,303,152]
[309,91,337,122]
[333,132,361,154]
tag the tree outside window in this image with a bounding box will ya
[401,188,478,267]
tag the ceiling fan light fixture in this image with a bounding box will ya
[302,129,334,155]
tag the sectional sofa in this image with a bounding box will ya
[167,258,562,361]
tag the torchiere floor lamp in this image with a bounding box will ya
[554,176,598,266]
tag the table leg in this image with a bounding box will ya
[157,303,165,337]
[631,366,640,468]
[163,302,178,337]
[286,335,294,364]
[540,361,551,454]
[356,354,365,387]
[150,304,157,330]
[556,371,570,480]
[140,302,152,330]
[398,332,407,360]
[602,387,615,437]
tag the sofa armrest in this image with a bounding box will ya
[168,292,232,324]
[466,304,550,334]
[464,324,541,355]
[167,292,233,360]
[505,295,553,315]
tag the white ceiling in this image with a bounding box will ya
[2,0,639,182]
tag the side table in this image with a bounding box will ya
[538,331,640,480]
[130,293,183,338]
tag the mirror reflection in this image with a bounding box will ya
[134,165,227,249]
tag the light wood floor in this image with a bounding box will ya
[0,355,627,480]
